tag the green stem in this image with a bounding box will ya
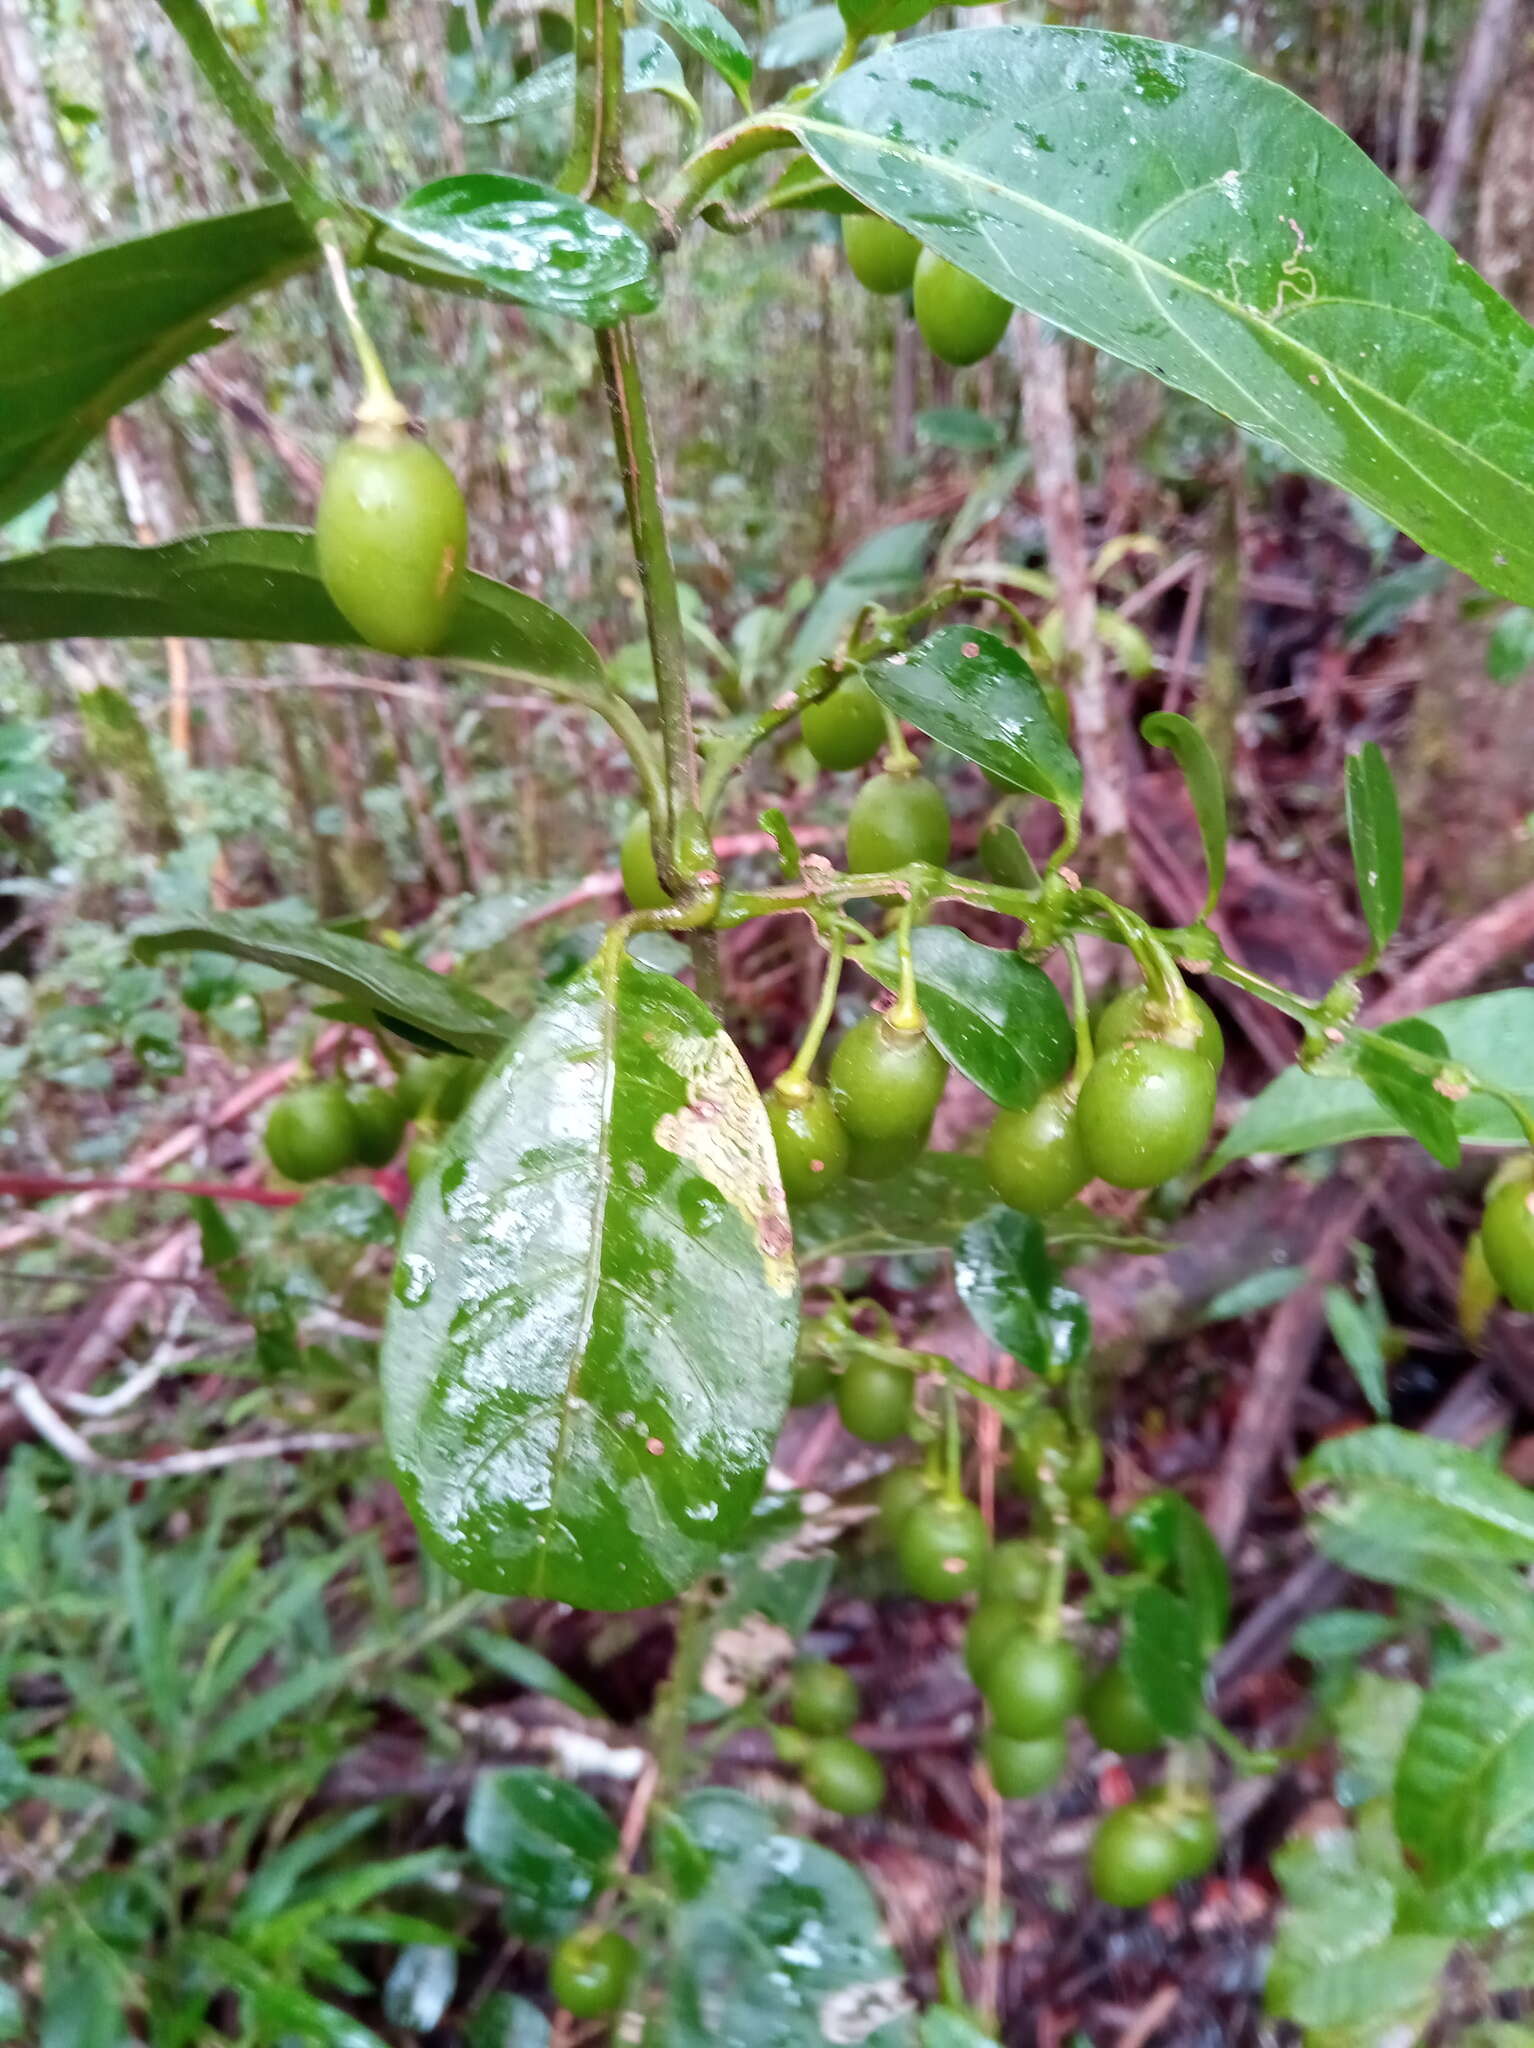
[783,933,845,1087]
[665,118,797,230]
[155,0,331,228]
[699,659,844,818]
[652,1581,715,1799]
[458,659,666,826]
[1064,936,1093,1079]
[890,897,922,1031]
[317,223,402,427]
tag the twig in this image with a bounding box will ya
[0,1173,301,1206]
[1366,875,1534,1022]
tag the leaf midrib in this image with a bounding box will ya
[789,111,1534,519]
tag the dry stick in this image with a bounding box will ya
[1018,315,1127,862]
[1423,0,1522,235]
[1205,1171,1381,1554]
[1368,874,1534,1022]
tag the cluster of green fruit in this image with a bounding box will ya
[842,212,1013,369]
[774,1659,887,1816]
[986,983,1224,1209]
[261,1052,482,1184]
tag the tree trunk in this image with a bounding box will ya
[1424,0,1523,238]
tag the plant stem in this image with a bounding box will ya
[651,1580,715,1800]
[317,223,403,427]
[783,933,845,1086]
[154,0,330,229]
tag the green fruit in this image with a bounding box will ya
[982,1538,1049,1608]
[846,1128,929,1181]
[767,1079,850,1204]
[829,1016,948,1148]
[264,1081,360,1183]
[1163,1797,1220,1883]
[875,1464,935,1542]
[846,770,952,873]
[620,809,671,910]
[982,1633,1084,1740]
[1088,1801,1189,1909]
[1083,1664,1162,1756]
[1076,1040,1217,1190]
[803,1735,886,1815]
[1011,1411,1102,1499]
[394,1053,439,1120]
[983,1726,1068,1800]
[912,250,1013,367]
[1483,1167,1534,1312]
[550,1926,636,2018]
[315,426,468,656]
[802,674,888,771]
[790,1352,834,1407]
[790,1659,859,1736]
[964,1600,1030,1686]
[842,212,921,294]
[347,1083,406,1167]
[1095,985,1225,1072]
[985,1085,1091,1215]
[836,1355,914,1443]
[897,1496,989,1601]
[406,1135,439,1186]
[1072,1496,1117,1558]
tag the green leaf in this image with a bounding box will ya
[1343,558,1450,648]
[467,1995,551,2048]
[1268,1935,1450,2033]
[1324,1283,1391,1418]
[637,0,752,107]
[1293,1611,1398,1666]
[791,1153,999,1263]
[786,519,936,674]
[864,927,1072,1110]
[1122,1582,1205,1739]
[370,174,658,326]
[1302,1427,1534,1565]
[383,1944,458,2030]
[463,30,697,126]
[915,409,1003,454]
[0,1982,21,2042]
[1212,990,1534,1166]
[787,25,1534,605]
[760,8,844,70]
[1395,1651,1534,1882]
[466,1768,617,1940]
[1141,711,1226,916]
[1354,1019,1461,1169]
[465,1627,601,1717]
[650,1788,915,2047]
[0,526,606,690]
[133,910,515,1060]
[383,957,798,1610]
[1488,607,1534,685]
[865,627,1082,821]
[1346,743,1405,960]
[1414,1850,1534,1937]
[0,201,316,524]
[837,0,934,42]
[1334,1671,1421,1807]
[953,1208,1090,1381]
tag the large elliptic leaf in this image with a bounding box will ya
[637,0,753,108]
[953,1208,1090,1380]
[382,957,799,1611]
[786,26,1534,603]
[648,1789,914,2048]
[1211,990,1534,1166]
[1122,1582,1205,1739]
[133,910,516,1059]
[1395,1651,1534,1883]
[0,202,316,525]
[864,926,1073,1110]
[1301,1428,1534,1566]
[370,174,658,326]
[866,627,1082,818]
[465,1769,618,1939]
[0,527,606,689]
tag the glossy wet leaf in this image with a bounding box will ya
[759,7,844,70]
[0,526,607,689]
[1355,1018,1460,1168]
[0,201,316,523]
[864,927,1072,1110]
[1414,1851,1534,1937]
[791,1153,998,1263]
[1346,742,1405,959]
[1124,1490,1230,1652]
[383,958,798,1610]
[837,0,935,43]
[1395,1651,1534,1881]
[788,25,1534,603]
[647,1789,914,2048]
[638,0,752,107]
[1122,1581,1205,1738]
[953,1208,1090,1381]
[1141,711,1226,916]
[1211,990,1534,1165]
[133,910,515,1060]
[465,1769,617,1940]
[865,628,1082,820]
[371,173,658,326]
[383,1945,458,2031]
